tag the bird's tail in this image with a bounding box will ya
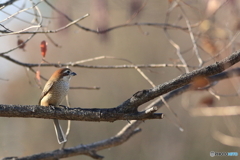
[53,119,67,144]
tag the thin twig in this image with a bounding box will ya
[0,54,190,68]
[12,3,57,19]
[0,14,89,35]
[0,1,43,24]
[179,3,203,67]
[164,3,190,73]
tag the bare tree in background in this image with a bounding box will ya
[1,0,240,159]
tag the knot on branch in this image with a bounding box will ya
[132,89,148,98]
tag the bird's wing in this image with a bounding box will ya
[38,81,54,105]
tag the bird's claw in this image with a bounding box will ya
[50,105,55,110]
[59,105,69,110]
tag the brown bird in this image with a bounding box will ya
[39,68,76,144]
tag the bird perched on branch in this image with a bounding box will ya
[39,68,77,144]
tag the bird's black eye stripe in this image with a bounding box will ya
[62,69,71,76]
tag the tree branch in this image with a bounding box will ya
[116,50,240,112]
[43,0,194,34]
[0,22,195,34]
[148,67,240,110]
[0,0,17,8]
[0,14,89,35]
[1,50,240,121]
[0,104,163,121]
[0,54,189,69]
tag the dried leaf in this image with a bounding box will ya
[192,76,210,89]
[40,41,47,57]
[17,39,26,51]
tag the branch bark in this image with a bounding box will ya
[0,104,163,121]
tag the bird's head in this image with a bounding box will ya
[50,68,77,82]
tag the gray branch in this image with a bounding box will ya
[0,104,163,121]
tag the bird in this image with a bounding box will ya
[39,68,77,144]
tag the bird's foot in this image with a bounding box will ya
[59,105,69,110]
[49,105,55,110]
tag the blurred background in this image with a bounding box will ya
[0,0,240,159]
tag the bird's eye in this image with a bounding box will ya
[64,70,70,75]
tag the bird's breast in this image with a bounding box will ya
[41,80,69,106]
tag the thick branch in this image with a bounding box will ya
[0,105,163,121]
[150,67,240,109]
[117,50,240,112]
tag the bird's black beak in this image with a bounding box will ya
[71,72,77,76]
